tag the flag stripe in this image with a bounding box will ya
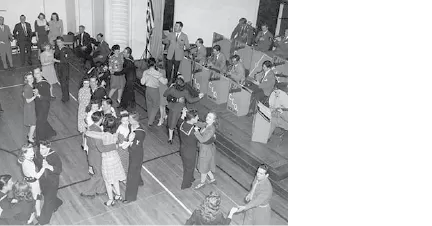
[145,0,154,58]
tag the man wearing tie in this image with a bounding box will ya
[236,164,273,225]
[163,21,190,84]
[13,15,32,66]
[75,25,93,68]
[247,60,276,117]
[254,24,274,52]
[0,16,14,70]
[55,37,72,102]
[208,45,227,74]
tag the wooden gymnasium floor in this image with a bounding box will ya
[0,54,288,225]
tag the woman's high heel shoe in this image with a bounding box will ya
[114,195,123,201]
[168,139,173,145]
[104,199,115,207]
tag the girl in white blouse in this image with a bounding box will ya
[18,144,47,219]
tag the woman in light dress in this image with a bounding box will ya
[40,43,59,98]
[18,144,47,219]
[48,13,63,45]
[156,60,168,126]
[78,77,92,151]
[193,112,218,189]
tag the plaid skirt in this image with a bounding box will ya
[101,150,126,184]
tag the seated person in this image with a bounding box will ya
[273,29,288,60]
[246,60,276,117]
[226,54,246,84]
[254,23,274,52]
[92,33,110,65]
[269,88,288,139]
[207,45,227,74]
[190,38,207,64]
[74,25,93,68]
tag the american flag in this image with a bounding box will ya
[145,0,154,58]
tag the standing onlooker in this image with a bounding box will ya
[108,45,125,104]
[141,57,168,126]
[47,13,63,45]
[18,144,46,219]
[34,13,49,58]
[13,15,33,66]
[177,108,200,189]
[78,77,92,150]
[163,77,204,144]
[123,111,146,204]
[23,73,37,143]
[193,112,218,190]
[185,191,237,225]
[54,36,72,102]
[235,164,273,225]
[40,43,59,98]
[0,16,14,70]
[34,68,56,142]
[114,47,136,110]
[162,21,190,83]
[34,140,63,225]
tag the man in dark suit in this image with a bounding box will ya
[75,25,93,68]
[34,140,63,225]
[92,33,110,66]
[55,37,72,102]
[13,15,32,66]
[162,21,190,83]
[247,60,276,117]
[254,24,274,52]
[80,112,108,199]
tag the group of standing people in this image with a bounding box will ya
[0,13,63,70]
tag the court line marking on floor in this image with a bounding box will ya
[141,165,192,215]
[0,83,24,90]
[67,82,192,216]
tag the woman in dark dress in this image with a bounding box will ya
[114,47,136,110]
[163,76,204,144]
[177,107,200,189]
[34,68,56,142]
[3,181,37,225]
[23,72,37,143]
[123,111,146,204]
[185,191,236,225]
[34,13,49,58]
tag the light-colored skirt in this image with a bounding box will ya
[102,150,126,184]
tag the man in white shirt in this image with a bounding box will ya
[269,88,288,138]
